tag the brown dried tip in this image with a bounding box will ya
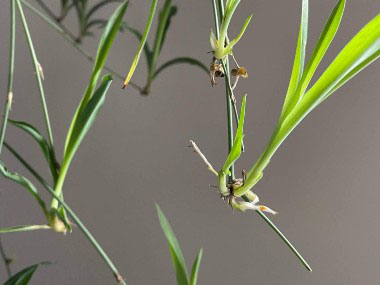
[231,67,248,78]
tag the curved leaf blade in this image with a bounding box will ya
[158,2,177,54]
[121,22,152,66]
[0,160,48,217]
[8,120,58,180]
[123,0,158,89]
[282,0,346,119]
[64,75,113,168]
[156,204,189,285]
[280,0,308,121]
[282,13,380,139]
[190,249,203,285]
[64,0,128,153]
[245,13,380,188]
[4,262,50,285]
[222,95,246,174]
[153,57,209,79]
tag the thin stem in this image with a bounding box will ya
[21,0,143,93]
[0,0,16,155]
[220,59,245,151]
[16,0,54,147]
[241,195,312,271]
[0,236,12,278]
[35,0,77,41]
[2,143,126,284]
[217,0,234,182]
[4,142,51,190]
[46,183,127,284]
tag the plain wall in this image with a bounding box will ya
[1,1,380,284]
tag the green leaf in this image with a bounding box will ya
[8,120,58,180]
[156,204,189,285]
[0,224,50,234]
[120,22,153,68]
[149,0,173,75]
[63,75,113,170]
[64,0,128,153]
[279,0,308,121]
[190,249,203,285]
[0,160,48,217]
[281,13,380,142]
[224,14,253,55]
[4,262,50,285]
[153,57,209,79]
[242,13,380,194]
[158,2,177,54]
[221,95,246,174]
[281,0,346,120]
[123,0,158,89]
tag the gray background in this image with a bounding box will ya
[1,0,380,284]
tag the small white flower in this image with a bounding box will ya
[231,193,277,215]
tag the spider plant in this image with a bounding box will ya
[0,0,150,283]
[191,0,379,272]
[123,0,209,94]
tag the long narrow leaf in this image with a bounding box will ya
[0,225,50,234]
[281,13,380,142]
[121,22,152,68]
[122,0,158,89]
[190,249,203,285]
[4,262,50,285]
[157,1,177,54]
[9,120,58,180]
[244,13,380,190]
[0,161,48,217]
[156,204,189,285]
[221,95,246,174]
[224,14,253,55]
[280,0,308,121]
[64,0,128,153]
[281,0,346,119]
[64,75,113,170]
[153,57,209,79]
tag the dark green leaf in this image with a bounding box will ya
[159,3,177,53]
[4,262,50,285]
[150,0,174,72]
[64,75,112,169]
[0,160,48,217]
[153,57,209,79]
[8,120,58,180]
[156,204,189,285]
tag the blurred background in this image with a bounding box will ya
[0,0,380,284]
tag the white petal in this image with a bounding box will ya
[245,191,259,204]
[210,29,218,50]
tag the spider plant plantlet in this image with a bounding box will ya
[210,0,252,60]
